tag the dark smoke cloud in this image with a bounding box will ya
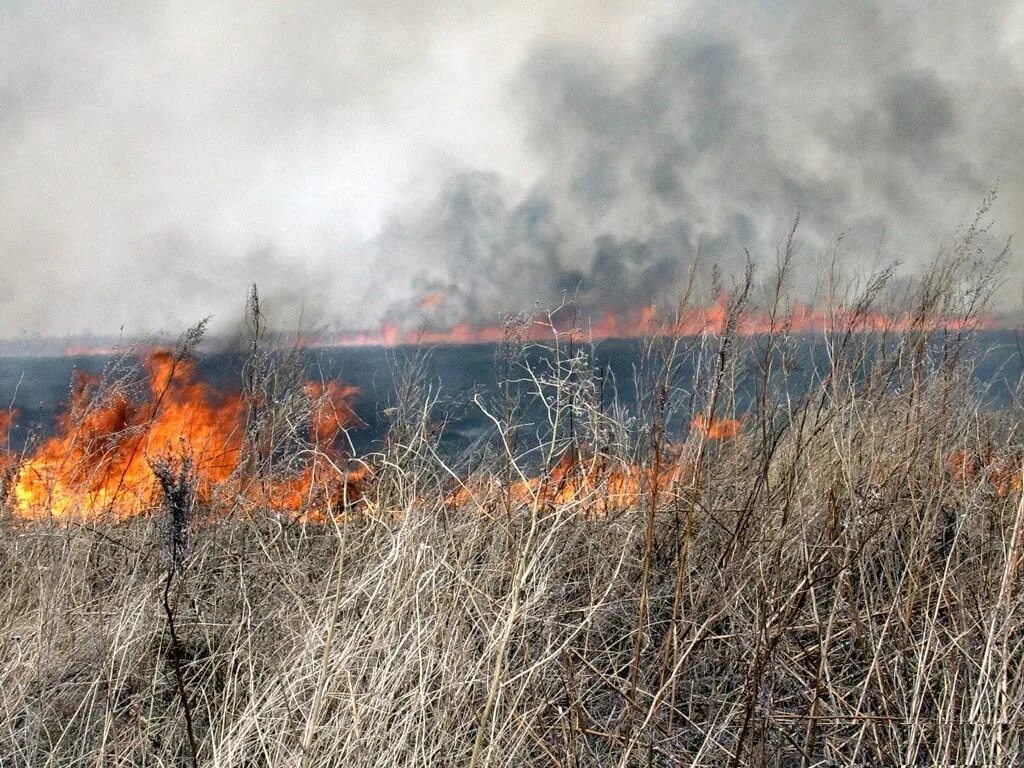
[367,1,1023,327]
[1,1,1021,337]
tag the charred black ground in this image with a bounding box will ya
[2,332,1022,458]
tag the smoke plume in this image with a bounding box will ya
[1,1,1021,337]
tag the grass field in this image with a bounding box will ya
[2,223,1024,766]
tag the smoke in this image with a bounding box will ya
[1,1,1021,337]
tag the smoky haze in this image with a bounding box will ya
[1,1,1022,338]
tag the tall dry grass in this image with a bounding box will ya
[2,214,1023,766]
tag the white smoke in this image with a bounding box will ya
[0,1,1020,337]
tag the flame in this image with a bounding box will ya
[448,405,749,516]
[417,292,446,311]
[304,381,362,447]
[0,409,14,439]
[448,453,677,516]
[0,409,15,479]
[447,435,747,517]
[324,299,993,348]
[945,447,1022,497]
[64,344,120,357]
[691,414,742,440]
[1,352,365,521]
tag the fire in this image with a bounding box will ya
[417,292,446,311]
[304,381,362,446]
[691,413,742,440]
[64,344,120,357]
[449,449,694,517]
[323,299,993,348]
[945,447,1022,497]
[451,411,747,516]
[445,427,753,518]
[1,351,365,521]
[0,409,15,478]
[0,409,14,439]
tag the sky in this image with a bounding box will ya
[1,1,1022,337]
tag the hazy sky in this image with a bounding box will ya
[2,1,1022,336]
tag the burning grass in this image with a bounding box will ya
[1,346,365,523]
[2,224,1024,766]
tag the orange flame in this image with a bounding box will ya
[323,300,993,348]
[945,447,1022,497]
[0,409,14,439]
[691,414,742,440]
[448,443,707,517]
[0,409,15,478]
[2,352,365,521]
[417,292,446,311]
[64,344,120,357]
[305,381,362,447]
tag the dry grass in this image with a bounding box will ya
[2,218,1024,766]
